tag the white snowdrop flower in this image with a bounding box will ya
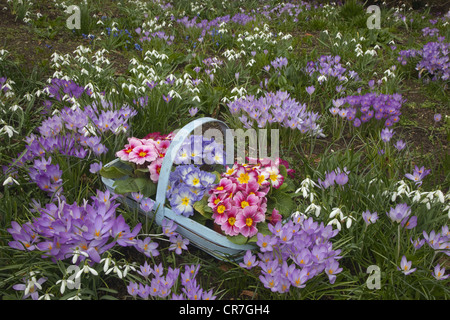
[106,263,123,279]
[434,190,445,203]
[327,218,341,231]
[101,257,112,273]
[122,263,136,278]
[335,32,342,39]
[0,125,18,138]
[305,203,321,217]
[246,58,256,67]
[318,75,327,83]
[444,205,450,218]
[9,104,22,112]
[291,211,307,222]
[39,293,54,300]
[76,264,98,279]
[68,293,82,300]
[168,90,181,99]
[71,249,89,264]
[3,176,19,186]
[412,190,422,203]
[192,96,201,102]
[346,216,353,229]
[391,192,398,202]
[329,207,343,220]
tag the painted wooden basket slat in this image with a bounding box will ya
[101,117,255,261]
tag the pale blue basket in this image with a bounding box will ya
[102,117,256,261]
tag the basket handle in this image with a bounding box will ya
[154,117,229,225]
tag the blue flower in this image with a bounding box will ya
[170,186,196,217]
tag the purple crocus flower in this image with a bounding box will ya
[335,172,349,186]
[362,210,378,225]
[13,275,47,300]
[432,264,448,280]
[135,236,159,257]
[306,86,315,95]
[140,197,155,213]
[398,255,416,275]
[256,233,277,252]
[162,94,172,103]
[239,250,258,269]
[324,259,343,284]
[137,261,152,278]
[89,162,103,174]
[405,165,430,186]
[288,267,308,288]
[386,203,411,223]
[394,140,406,151]
[127,281,139,297]
[259,273,280,292]
[434,113,441,122]
[169,234,189,254]
[401,215,417,229]
[411,237,425,250]
[380,127,394,142]
[188,107,198,117]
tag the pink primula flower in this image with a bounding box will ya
[116,137,143,161]
[128,144,158,165]
[235,205,265,237]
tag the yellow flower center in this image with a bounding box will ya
[241,201,249,208]
[238,173,250,184]
[245,217,253,227]
[217,205,226,214]
[181,197,190,206]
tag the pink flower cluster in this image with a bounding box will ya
[207,159,287,238]
[116,132,173,183]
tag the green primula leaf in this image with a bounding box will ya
[99,166,132,179]
[269,189,296,218]
[279,164,288,179]
[193,196,212,219]
[227,234,249,245]
[134,177,157,198]
[112,178,139,194]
